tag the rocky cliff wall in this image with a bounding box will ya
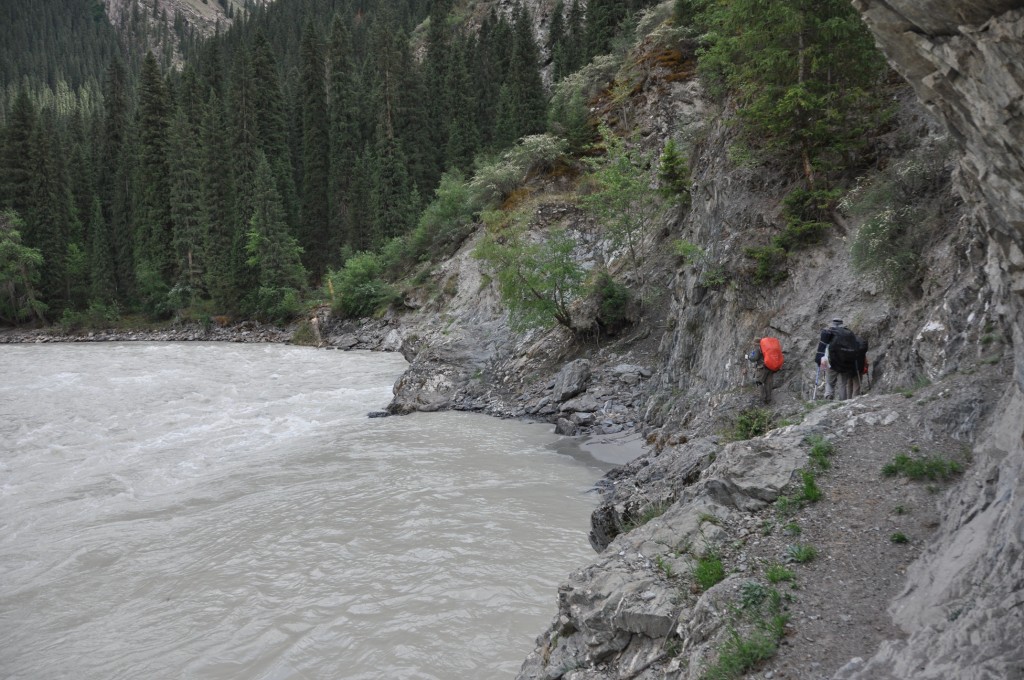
[833,3,1024,678]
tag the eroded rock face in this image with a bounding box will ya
[841,3,1024,678]
[854,1,1024,392]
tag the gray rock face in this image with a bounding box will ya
[843,3,1024,678]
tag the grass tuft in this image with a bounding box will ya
[882,453,962,481]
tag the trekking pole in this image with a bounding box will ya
[812,364,821,400]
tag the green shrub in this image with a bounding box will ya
[57,300,120,331]
[890,532,909,544]
[730,408,774,440]
[250,286,303,324]
[845,141,955,297]
[591,271,634,333]
[744,244,788,285]
[620,500,672,532]
[326,252,400,319]
[407,170,478,263]
[470,134,567,207]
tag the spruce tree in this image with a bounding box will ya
[134,52,174,288]
[298,20,330,280]
[98,58,134,303]
[444,35,480,174]
[26,107,79,310]
[245,151,306,322]
[497,4,547,146]
[249,29,297,234]
[327,13,360,254]
[371,132,416,245]
[200,89,238,311]
[228,48,262,309]
[1,90,37,216]
[168,105,209,308]
[88,194,117,304]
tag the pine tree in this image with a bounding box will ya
[26,107,79,310]
[496,4,547,147]
[249,29,297,234]
[87,194,117,304]
[421,0,453,185]
[371,133,416,245]
[245,151,306,322]
[298,20,330,280]
[200,89,238,311]
[583,0,626,61]
[698,0,890,185]
[0,209,48,324]
[98,58,134,303]
[470,14,507,150]
[327,13,359,254]
[168,104,209,308]
[134,52,174,287]
[228,48,262,309]
[444,34,480,173]
[1,90,37,216]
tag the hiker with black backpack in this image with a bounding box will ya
[815,318,867,400]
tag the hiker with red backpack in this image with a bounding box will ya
[815,318,867,400]
[748,336,784,404]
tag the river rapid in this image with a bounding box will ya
[0,343,606,679]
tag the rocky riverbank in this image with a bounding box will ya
[0,322,291,344]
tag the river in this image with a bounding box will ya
[0,342,608,679]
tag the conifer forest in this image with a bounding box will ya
[0,0,889,328]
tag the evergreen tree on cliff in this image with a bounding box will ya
[494,4,547,148]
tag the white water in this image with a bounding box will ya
[0,343,606,679]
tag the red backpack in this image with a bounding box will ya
[760,337,784,372]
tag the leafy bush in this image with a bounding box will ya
[406,171,478,264]
[58,300,120,331]
[745,189,838,285]
[326,251,400,319]
[475,227,585,331]
[250,286,303,324]
[470,134,568,207]
[590,271,634,333]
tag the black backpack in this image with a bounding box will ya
[828,327,868,373]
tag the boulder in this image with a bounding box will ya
[552,359,592,402]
